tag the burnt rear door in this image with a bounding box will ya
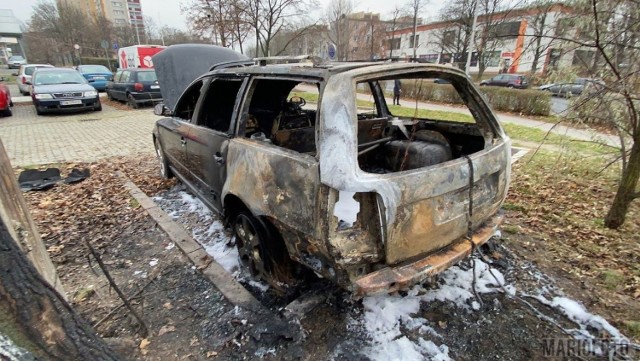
[186,76,246,212]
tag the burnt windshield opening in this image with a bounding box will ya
[356,73,490,174]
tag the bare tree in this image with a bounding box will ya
[325,0,354,61]
[406,0,426,59]
[559,0,640,228]
[520,0,559,77]
[433,0,476,69]
[386,6,404,59]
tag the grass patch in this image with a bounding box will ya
[502,225,520,234]
[502,202,526,212]
[601,270,624,290]
[129,197,140,209]
[623,321,640,339]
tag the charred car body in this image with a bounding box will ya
[152,45,511,296]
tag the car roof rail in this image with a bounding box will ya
[209,60,255,71]
[253,55,319,66]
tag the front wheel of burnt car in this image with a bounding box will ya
[232,212,297,293]
[154,137,173,179]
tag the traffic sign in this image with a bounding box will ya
[327,43,336,60]
[113,41,119,49]
[100,40,109,49]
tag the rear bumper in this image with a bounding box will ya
[130,91,163,104]
[353,213,504,297]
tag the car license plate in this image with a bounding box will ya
[93,76,105,80]
[61,100,82,105]
[151,85,160,89]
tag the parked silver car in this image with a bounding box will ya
[15,64,54,95]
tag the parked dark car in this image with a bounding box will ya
[152,44,511,296]
[480,74,529,89]
[433,78,450,84]
[7,55,27,69]
[538,78,604,97]
[0,77,13,117]
[30,68,101,115]
[106,68,162,108]
[77,65,113,91]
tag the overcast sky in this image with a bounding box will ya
[9,0,445,30]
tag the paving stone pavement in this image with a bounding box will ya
[0,103,157,166]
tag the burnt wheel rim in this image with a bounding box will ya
[155,141,166,177]
[234,214,267,279]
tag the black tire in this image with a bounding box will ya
[94,100,102,111]
[233,211,295,291]
[106,91,114,101]
[2,108,11,117]
[35,105,44,116]
[507,85,515,89]
[127,94,138,109]
[154,138,173,179]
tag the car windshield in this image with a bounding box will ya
[25,66,52,76]
[79,65,110,73]
[137,71,157,82]
[9,56,24,61]
[33,71,88,85]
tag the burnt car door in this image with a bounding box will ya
[157,79,206,178]
[186,76,246,212]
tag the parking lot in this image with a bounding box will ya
[0,103,156,166]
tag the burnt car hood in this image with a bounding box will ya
[152,44,248,111]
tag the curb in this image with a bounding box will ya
[120,176,267,314]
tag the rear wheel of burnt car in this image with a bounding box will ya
[232,212,295,292]
[154,138,173,179]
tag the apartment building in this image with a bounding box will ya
[61,0,145,34]
[388,3,586,74]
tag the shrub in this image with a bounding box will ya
[401,80,551,116]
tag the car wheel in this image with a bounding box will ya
[507,85,515,89]
[35,105,44,116]
[2,108,11,117]
[154,138,173,179]
[233,212,296,292]
[94,100,102,111]
[127,94,138,109]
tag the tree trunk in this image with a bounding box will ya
[605,138,640,228]
[0,218,122,360]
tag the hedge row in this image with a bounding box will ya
[401,81,552,116]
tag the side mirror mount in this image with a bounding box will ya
[154,103,171,116]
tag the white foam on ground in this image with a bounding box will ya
[360,259,508,361]
[535,295,628,342]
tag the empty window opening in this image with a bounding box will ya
[242,79,319,155]
[356,74,488,174]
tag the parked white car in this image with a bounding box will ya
[15,64,54,95]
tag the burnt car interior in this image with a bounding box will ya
[356,74,487,174]
[241,78,318,155]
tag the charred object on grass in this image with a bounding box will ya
[152,44,511,296]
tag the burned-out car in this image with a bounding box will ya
[152,45,511,296]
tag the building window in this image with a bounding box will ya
[572,50,594,67]
[419,54,438,63]
[548,48,562,69]
[388,38,401,50]
[489,21,521,39]
[555,17,576,37]
[113,10,124,15]
[439,53,452,64]
[114,18,126,25]
[112,1,123,7]
[443,30,456,47]
[409,34,419,47]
